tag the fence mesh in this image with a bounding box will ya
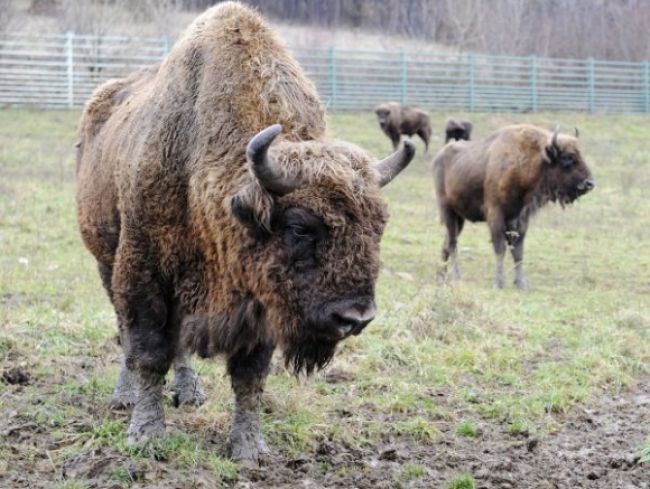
[1,33,649,112]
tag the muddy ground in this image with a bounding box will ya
[1,365,647,489]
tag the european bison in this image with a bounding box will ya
[76,2,415,465]
[433,124,594,289]
[444,118,472,143]
[375,101,432,152]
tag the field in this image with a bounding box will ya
[0,109,649,488]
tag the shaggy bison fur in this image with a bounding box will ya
[444,118,472,143]
[433,124,594,289]
[76,2,414,465]
[375,101,432,152]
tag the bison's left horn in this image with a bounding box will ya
[376,140,416,187]
[246,124,298,195]
[552,125,560,149]
[574,127,579,138]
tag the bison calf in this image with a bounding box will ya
[375,101,432,152]
[433,125,594,289]
[444,118,472,143]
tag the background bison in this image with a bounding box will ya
[444,118,473,143]
[76,2,414,466]
[433,124,594,289]
[375,101,432,152]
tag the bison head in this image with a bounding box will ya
[374,103,397,130]
[230,125,414,374]
[543,127,595,204]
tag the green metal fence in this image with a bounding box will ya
[294,48,650,113]
[1,32,649,113]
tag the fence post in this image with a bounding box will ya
[587,57,595,112]
[643,61,650,113]
[529,55,538,112]
[467,52,475,112]
[66,31,74,108]
[400,50,407,105]
[328,47,337,111]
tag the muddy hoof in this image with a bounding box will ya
[171,375,207,408]
[126,418,166,446]
[514,277,530,290]
[230,433,270,467]
[109,391,136,410]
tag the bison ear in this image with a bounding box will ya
[230,183,274,240]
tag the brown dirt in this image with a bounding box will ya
[231,378,650,489]
[1,375,647,489]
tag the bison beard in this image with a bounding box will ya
[284,334,338,375]
[75,2,414,466]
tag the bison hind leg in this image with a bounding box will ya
[440,208,464,281]
[109,359,138,409]
[170,352,207,408]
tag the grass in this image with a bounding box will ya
[642,437,650,464]
[447,473,476,489]
[456,420,479,438]
[1,109,649,487]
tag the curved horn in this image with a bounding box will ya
[574,127,579,138]
[552,125,560,149]
[376,140,416,187]
[246,124,297,195]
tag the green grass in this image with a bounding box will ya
[447,473,476,489]
[456,420,479,438]
[1,109,649,487]
[642,437,650,463]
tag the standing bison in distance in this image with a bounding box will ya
[374,101,432,152]
[76,2,414,466]
[433,125,594,289]
[444,118,473,143]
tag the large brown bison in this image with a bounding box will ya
[444,118,472,143]
[76,2,414,465]
[375,101,432,152]
[433,124,594,289]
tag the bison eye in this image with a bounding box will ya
[561,155,575,169]
[286,224,313,240]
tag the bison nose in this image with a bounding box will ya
[577,178,595,192]
[332,300,377,338]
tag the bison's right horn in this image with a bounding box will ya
[246,124,298,195]
[376,140,416,187]
[574,127,579,138]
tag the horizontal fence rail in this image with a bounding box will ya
[1,32,649,112]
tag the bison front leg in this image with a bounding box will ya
[113,257,175,445]
[127,370,166,444]
[389,129,401,150]
[228,341,274,467]
[488,212,507,289]
[508,218,530,290]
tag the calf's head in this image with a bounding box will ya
[231,125,414,374]
[374,104,394,130]
[543,127,594,204]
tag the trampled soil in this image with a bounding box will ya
[1,369,647,489]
